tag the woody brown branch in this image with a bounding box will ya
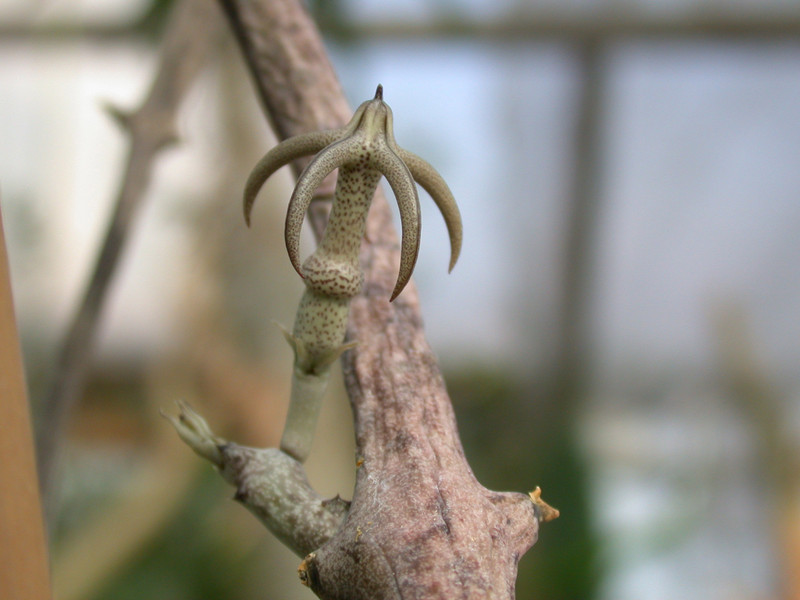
[218,0,542,597]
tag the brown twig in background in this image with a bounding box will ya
[712,306,800,600]
[212,0,547,597]
[36,0,221,518]
[0,207,52,600]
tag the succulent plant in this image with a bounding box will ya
[245,85,463,462]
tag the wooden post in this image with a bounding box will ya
[0,205,52,600]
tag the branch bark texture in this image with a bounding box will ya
[212,1,546,597]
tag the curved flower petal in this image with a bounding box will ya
[338,99,371,138]
[397,148,463,273]
[285,137,363,277]
[244,129,343,226]
[372,146,421,301]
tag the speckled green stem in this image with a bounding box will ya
[279,167,382,461]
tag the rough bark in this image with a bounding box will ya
[205,1,551,597]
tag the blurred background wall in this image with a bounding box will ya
[2,0,800,599]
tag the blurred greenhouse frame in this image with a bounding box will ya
[2,0,800,598]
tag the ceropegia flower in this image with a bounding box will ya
[244,84,462,300]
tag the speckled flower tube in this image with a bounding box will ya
[244,85,463,463]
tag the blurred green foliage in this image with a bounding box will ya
[89,471,256,600]
[447,366,600,600]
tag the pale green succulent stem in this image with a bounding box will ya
[280,366,333,462]
[280,168,381,462]
[279,292,349,461]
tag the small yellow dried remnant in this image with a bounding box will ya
[298,552,315,587]
[529,486,560,523]
[245,85,463,463]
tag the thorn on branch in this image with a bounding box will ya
[529,486,560,523]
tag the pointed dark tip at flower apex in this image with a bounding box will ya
[375,84,383,100]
